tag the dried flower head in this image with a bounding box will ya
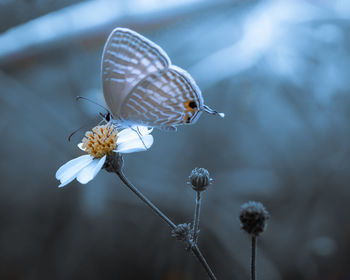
[171,223,192,242]
[239,201,270,236]
[188,167,212,191]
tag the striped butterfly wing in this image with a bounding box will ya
[102,28,171,118]
[120,65,204,127]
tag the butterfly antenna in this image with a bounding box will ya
[69,111,109,142]
[76,96,109,114]
[203,105,225,118]
[68,125,86,142]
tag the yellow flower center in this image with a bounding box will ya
[81,124,118,158]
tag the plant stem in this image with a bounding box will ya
[116,170,175,229]
[191,244,217,280]
[251,236,257,280]
[115,169,217,280]
[192,191,202,244]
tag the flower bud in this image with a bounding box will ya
[188,167,212,191]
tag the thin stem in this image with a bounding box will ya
[251,236,257,280]
[192,191,202,244]
[116,170,176,229]
[115,169,217,280]
[192,244,217,280]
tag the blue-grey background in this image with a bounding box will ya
[1,0,350,279]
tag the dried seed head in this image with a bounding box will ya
[188,167,212,191]
[171,223,192,242]
[239,201,270,236]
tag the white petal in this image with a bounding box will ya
[58,176,76,188]
[56,155,93,182]
[117,126,152,145]
[76,155,106,184]
[77,143,85,151]
[135,126,153,135]
[116,135,153,154]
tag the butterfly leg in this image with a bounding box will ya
[104,121,118,140]
[130,125,150,151]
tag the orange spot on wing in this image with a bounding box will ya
[184,100,197,112]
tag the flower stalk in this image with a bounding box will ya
[115,168,176,229]
[191,244,217,280]
[251,236,257,280]
[192,191,202,244]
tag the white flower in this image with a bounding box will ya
[56,125,153,188]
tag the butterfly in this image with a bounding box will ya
[101,27,224,131]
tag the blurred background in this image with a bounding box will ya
[1,0,350,279]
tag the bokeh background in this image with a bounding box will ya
[1,0,350,279]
